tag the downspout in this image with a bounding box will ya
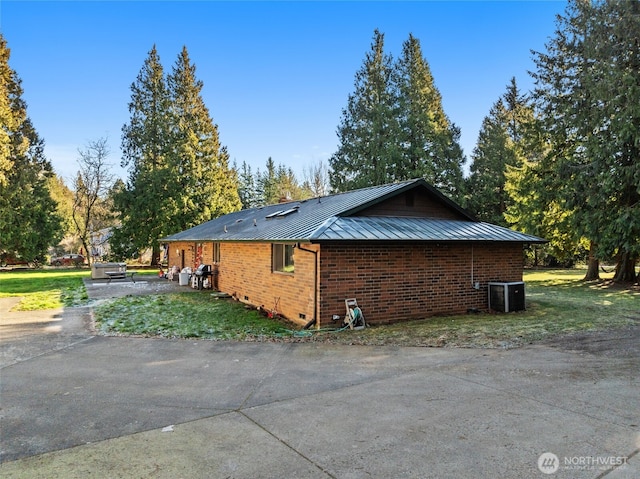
[297,243,318,330]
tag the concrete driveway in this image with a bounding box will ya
[0,277,638,478]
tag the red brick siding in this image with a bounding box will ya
[166,239,524,328]
[167,242,216,271]
[166,241,197,271]
[318,242,523,326]
[217,242,318,326]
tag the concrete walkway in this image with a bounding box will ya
[0,278,638,478]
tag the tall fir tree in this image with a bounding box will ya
[329,30,400,192]
[236,160,259,209]
[466,99,514,225]
[254,157,309,205]
[0,34,62,263]
[532,0,640,282]
[467,79,537,226]
[329,31,465,198]
[395,34,465,201]
[257,157,278,205]
[113,45,172,263]
[165,46,240,231]
[114,46,240,264]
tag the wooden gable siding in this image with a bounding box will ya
[354,189,466,220]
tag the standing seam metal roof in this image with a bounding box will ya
[162,179,546,244]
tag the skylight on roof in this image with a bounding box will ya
[265,206,299,219]
[277,207,299,217]
[265,210,284,219]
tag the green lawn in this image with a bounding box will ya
[0,268,156,310]
[0,269,90,310]
[329,269,639,347]
[2,267,638,347]
[94,293,293,340]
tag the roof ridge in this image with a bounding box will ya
[257,178,421,209]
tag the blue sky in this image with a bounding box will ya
[2,1,566,185]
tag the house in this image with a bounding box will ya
[162,179,545,327]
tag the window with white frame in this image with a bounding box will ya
[272,243,294,273]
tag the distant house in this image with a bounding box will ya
[162,179,545,327]
[90,228,113,262]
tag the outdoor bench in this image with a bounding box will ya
[105,271,137,284]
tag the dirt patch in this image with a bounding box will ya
[542,323,640,359]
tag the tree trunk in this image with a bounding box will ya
[613,251,638,283]
[583,242,600,281]
[81,238,92,268]
[150,244,160,266]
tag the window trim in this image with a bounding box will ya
[213,242,220,264]
[272,243,294,274]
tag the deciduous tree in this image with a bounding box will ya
[72,137,115,266]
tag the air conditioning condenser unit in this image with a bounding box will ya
[488,281,525,312]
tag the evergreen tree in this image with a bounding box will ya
[254,157,310,205]
[466,100,514,225]
[113,45,171,263]
[467,79,534,225]
[47,174,75,239]
[532,0,640,282]
[395,34,465,200]
[0,35,17,187]
[0,34,62,264]
[165,46,240,230]
[236,160,259,209]
[503,110,586,266]
[257,157,278,205]
[329,31,465,198]
[329,30,400,192]
[113,46,240,264]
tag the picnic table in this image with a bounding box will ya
[105,271,137,284]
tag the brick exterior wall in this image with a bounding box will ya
[217,242,318,325]
[166,241,318,326]
[165,239,524,328]
[317,242,524,326]
[166,241,197,271]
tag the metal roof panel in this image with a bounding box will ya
[310,217,546,243]
[162,180,546,244]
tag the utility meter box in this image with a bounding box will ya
[488,281,525,312]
